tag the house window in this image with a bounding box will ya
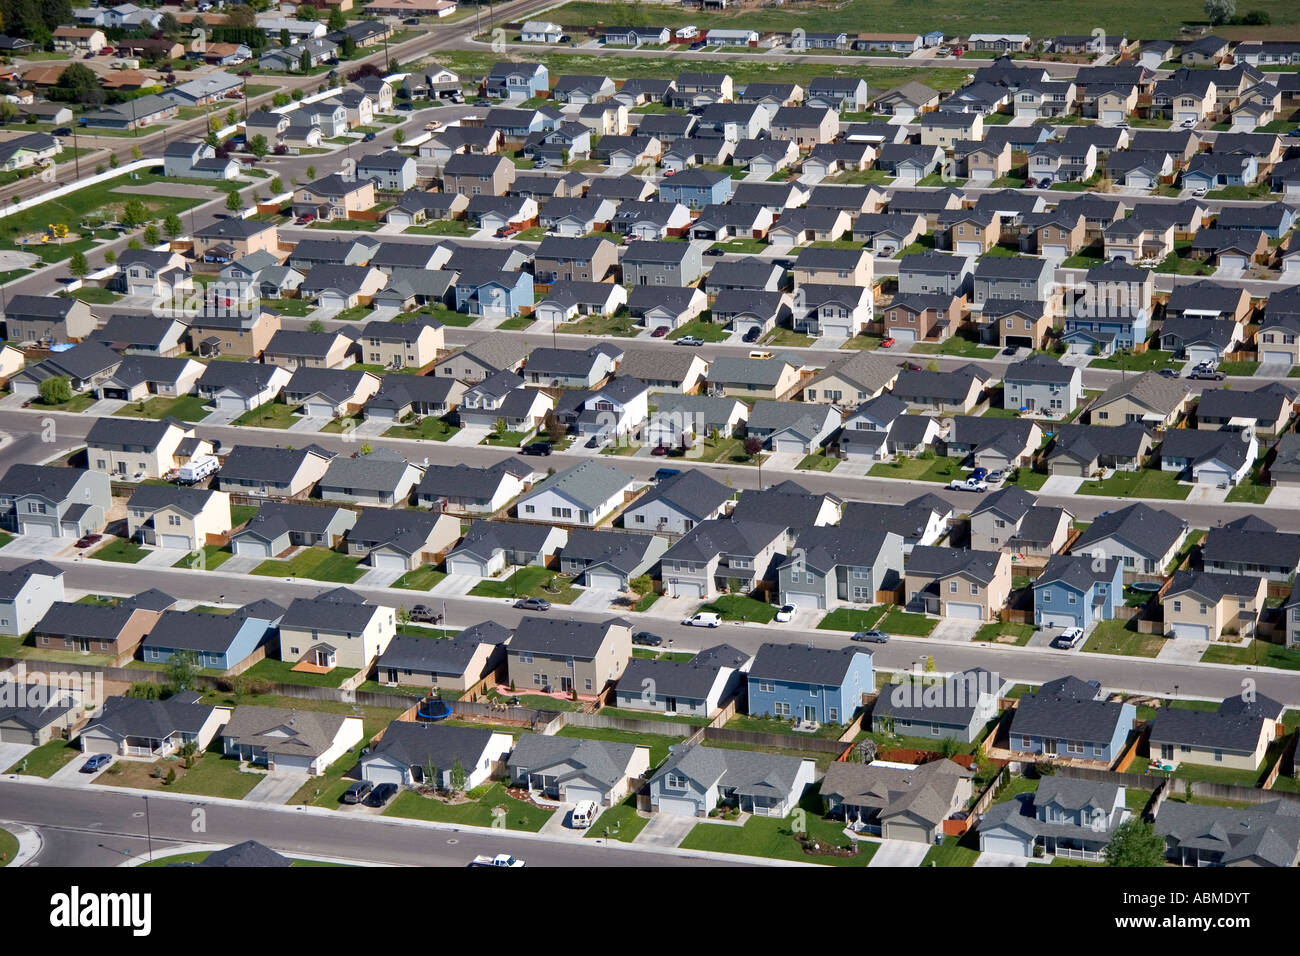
[1199,603,1207,616]
[584,678,592,690]
[774,702,791,717]
[1066,740,1084,755]
[666,773,687,789]
[1020,735,1032,749]
[1213,750,1223,762]
[969,583,978,595]
[756,680,775,692]
[1068,594,1078,604]
[949,580,958,593]
[518,652,533,663]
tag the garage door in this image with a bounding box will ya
[0,726,35,745]
[1263,350,1293,365]
[821,322,852,339]
[1175,111,1198,126]
[1067,341,1094,355]
[956,240,983,256]
[565,785,604,805]
[19,522,53,537]
[1186,347,1218,366]
[447,557,488,577]
[670,580,705,600]
[272,753,314,773]
[891,327,916,345]
[161,534,192,551]
[1102,110,1123,124]
[657,796,700,816]
[371,552,408,571]
[1219,254,1247,271]
[1040,611,1079,629]
[363,761,407,786]
[885,821,932,844]
[367,407,395,422]
[1042,244,1068,259]
[588,571,624,591]
[218,394,248,411]
[981,833,1029,857]
[1170,622,1210,640]
[947,602,984,621]
[306,402,335,419]
[787,590,825,610]
[773,436,809,454]
[233,538,271,558]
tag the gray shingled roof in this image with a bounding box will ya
[749,642,869,687]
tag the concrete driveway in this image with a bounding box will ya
[868,839,930,867]
[0,742,34,773]
[974,851,1029,867]
[635,811,697,848]
[244,770,308,805]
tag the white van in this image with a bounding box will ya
[570,800,600,829]
[682,612,722,628]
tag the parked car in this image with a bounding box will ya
[682,612,721,628]
[81,753,112,773]
[947,477,988,492]
[632,631,662,646]
[850,629,889,644]
[404,16,421,24]
[521,441,552,456]
[650,325,669,337]
[342,780,374,804]
[1181,118,1196,128]
[1001,346,1018,356]
[703,246,725,256]
[1050,626,1085,649]
[748,350,773,360]
[970,467,988,482]
[584,434,602,448]
[742,327,761,343]
[675,335,704,347]
[1157,368,1180,378]
[1191,186,1207,198]
[75,533,103,549]
[651,444,669,456]
[880,336,895,348]
[296,214,315,225]
[409,604,441,623]
[470,853,525,867]
[1188,368,1225,381]
[514,597,552,611]
[774,603,797,623]
[397,102,415,111]
[653,467,681,482]
[689,40,706,50]
[367,782,399,807]
[986,469,1005,484]
[52,127,72,137]
[362,132,377,142]
[424,120,442,131]
[898,361,923,371]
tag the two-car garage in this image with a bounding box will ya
[944,602,985,621]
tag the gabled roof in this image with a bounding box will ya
[1071,502,1186,562]
[906,545,1004,586]
[749,642,869,686]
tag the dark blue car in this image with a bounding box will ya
[81,753,112,773]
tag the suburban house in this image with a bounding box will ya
[375,621,510,693]
[746,643,873,726]
[444,520,568,578]
[220,705,363,775]
[1149,693,1282,772]
[872,669,1002,744]
[1089,372,1191,429]
[140,603,284,672]
[85,417,195,481]
[613,644,750,718]
[1003,354,1083,416]
[515,460,636,528]
[621,468,733,535]
[979,778,1130,861]
[125,486,232,552]
[1009,676,1137,764]
[508,733,650,807]
[0,561,65,638]
[775,527,903,611]
[0,465,112,539]
[1160,570,1267,642]
[78,693,228,758]
[505,616,632,697]
[904,546,1012,622]
[345,508,460,571]
[361,722,513,790]
[1032,554,1123,631]
[1201,516,1300,583]
[648,745,815,817]
[216,444,335,499]
[1070,502,1187,576]
[416,459,534,515]
[968,486,1071,557]
[229,502,357,558]
[277,587,396,672]
[557,528,667,592]
[1155,799,1300,867]
[822,758,976,843]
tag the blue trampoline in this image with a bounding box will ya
[416,694,452,720]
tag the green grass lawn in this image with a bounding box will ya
[0,532,13,550]
[0,827,16,866]
[818,606,887,633]
[761,328,816,348]
[231,505,259,527]
[232,401,298,429]
[1217,361,1260,377]
[1087,349,1181,373]
[709,237,768,255]
[385,782,554,831]
[700,594,775,623]
[922,832,981,867]
[633,592,660,612]
[240,658,360,688]
[89,538,148,564]
[796,452,839,472]
[690,436,762,466]
[1225,467,1271,504]
[98,754,260,800]
[6,739,82,777]
[667,319,729,343]
[880,607,937,636]
[1200,640,1300,671]
[556,725,680,768]
[250,547,365,583]
[482,430,528,447]
[680,806,875,867]
[114,394,211,422]
[172,545,232,572]
[391,566,447,591]
[468,566,579,604]
[382,416,459,441]
[558,312,642,337]
[972,622,1035,646]
[262,298,315,317]
[868,455,963,483]
[1077,468,1190,501]
[910,336,997,359]
[1082,619,1166,658]
[30,393,96,414]
[584,795,649,842]
[403,220,473,237]
[63,286,120,304]
[724,714,845,740]
[596,706,709,727]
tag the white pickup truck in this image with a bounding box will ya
[470,853,526,867]
[947,477,988,493]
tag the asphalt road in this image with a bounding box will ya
[0,779,746,867]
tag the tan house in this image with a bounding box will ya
[1090,371,1192,429]
[85,417,197,480]
[263,329,356,370]
[533,236,620,284]
[1095,87,1138,124]
[919,112,983,149]
[0,346,24,386]
[987,300,1053,350]
[969,488,1073,558]
[957,140,1012,182]
[791,246,873,288]
[904,545,1012,622]
[192,217,280,261]
[358,319,444,370]
[706,354,803,400]
[292,174,376,222]
[881,293,964,345]
[770,106,840,147]
[187,308,282,360]
[803,351,900,405]
[126,486,233,552]
[1149,690,1280,773]
[278,587,396,672]
[942,210,1001,255]
[1255,317,1300,365]
[1104,218,1175,264]
[505,616,632,696]
[53,27,107,53]
[1025,211,1087,257]
[443,153,516,197]
[375,623,507,692]
[1161,570,1266,642]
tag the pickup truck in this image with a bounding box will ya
[947,477,988,493]
[470,853,526,867]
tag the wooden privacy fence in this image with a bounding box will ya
[563,711,695,738]
[702,727,851,757]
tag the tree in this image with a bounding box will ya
[630,574,652,596]
[341,34,356,57]
[272,91,290,107]
[52,62,102,107]
[177,739,199,769]
[298,3,318,20]
[299,48,312,73]
[127,238,142,250]
[393,128,405,145]
[164,213,183,239]
[67,250,88,278]
[280,26,290,47]
[1104,818,1166,867]
[1204,0,1236,24]
[143,224,159,246]
[494,416,507,437]
[108,153,119,169]
[167,650,200,691]
[130,144,141,160]
[306,164,316,179]
[225,189,243,212]
[226,3,257,28]
[743,436,763,459]
[449,758,467,794]
[159,11,181,37]
[307,318,326,333]
[0,101,17,126]
[544,410,565,444]
[103,249,116,265]
[327,7,346,30]
[121,198,147,229]
[249,133,269,158]
[37,376,72,406]
[269,176,283,193]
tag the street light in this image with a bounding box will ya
[142,794,153,862]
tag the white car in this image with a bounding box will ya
[774,603,796,622]
[682,612,722,628]
[1051,626,1085,649]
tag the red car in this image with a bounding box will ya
[880,336,895,348]
[651,326,669,337]
[898,361,923,371]
[75,534,103,549]
[651,445,669,456]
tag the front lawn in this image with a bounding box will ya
[97,754,260,799]
[250,547,365,583]
[172,545,232,571]
[691,436,762,466]
[922,833,981,867]
[113,394,211,422]
[680,807,875,867]
[6,739,81,777]
[558,312,642,337]
[382,416,460,441]
[89,538,148,564]
[972,622,1035,646]
[910,336,997,359]
[1077,468,1190,501]
[1012,467,1049,491]
[1217,361,1259,378]
[1087,350,1181,373]
[709,237,768,255]
[1082,619,1165,658]
[667,319,729,343]
[868,455,963,483]
[468,566,579,604]
[391,566,447,591]
[384,782,554,831]
[482,430,528,447]
[584,795,649,842]
[796,452,839,472]
[699,594,775,623]
[817,606,886,633]
[762,328,816,348]
[232,401,298,429]
[879,607,936,636]
[1200,640,1300,671]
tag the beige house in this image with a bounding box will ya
[1161,571,1267,642]
[958,140,1012,182]
[770,106,840,147]
[1090,372,1191,429]
[1104,219,1175,264]
[804,351,900,405]
[706,355,803,400]
[358,320,444,370]
[0,346,24,386]
[792,247,873,288]
[126,486,233,552]
[881,294,964,345]
[192,218,280,261]
[1028,212,1087,257]
[904,546,1012,622]
[443,154,516,197]
[53,27,107,53]
[1095,87,1138,124]
[278,587,396,672]
[187,308,282,360]
[292,175,376,222]
[944,211,1001,255]
[85,417,196,480]
[505,616,632,696]
[1149,692,1280,773]
[264,329,356,370]
[919,112,983,149]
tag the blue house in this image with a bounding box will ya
[1061,314,1148,355]
[453,268,534,318]
[1032,553,1123,630]
[1183,153,1259,191]
[486,61,549,98]
[923,30,945,47]
[140,602,284,671]
[659,168,733,210]
[746,642,873,725]
[1009,676,1136,764]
